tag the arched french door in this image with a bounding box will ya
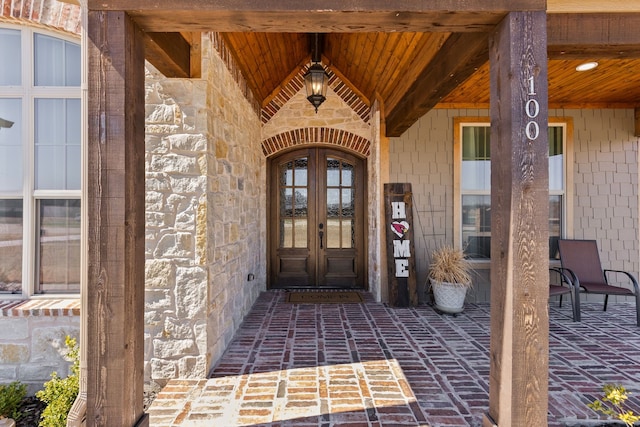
[269,147,366,289]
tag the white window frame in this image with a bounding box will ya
[453,117,574,263]
[0,24,81,298]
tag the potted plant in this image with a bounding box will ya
[428,245,473,314]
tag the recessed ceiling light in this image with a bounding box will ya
[576,62,598,72]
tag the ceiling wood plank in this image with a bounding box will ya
[323,54,371,107]
[376,33,422,100]
[262,55,311,108]
[548,13,640,59]
[384,33,450,111]
[386,32,490,136]
[142,32,192,78]
[359,33,405,100]
[356,32,384,97]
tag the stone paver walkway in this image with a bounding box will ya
[147,291,640,426]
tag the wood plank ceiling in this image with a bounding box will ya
[85,1,640,136]
[221,25,640,135]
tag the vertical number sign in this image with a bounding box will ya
[526,76,540,141]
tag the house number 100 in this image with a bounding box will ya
[526,76,539,141]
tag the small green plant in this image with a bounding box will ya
[36,336,80,427]
[588,384,640,427]
[0,380,27,420]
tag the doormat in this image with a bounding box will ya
[285,291,364,304]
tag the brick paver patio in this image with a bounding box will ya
[147,290,640,426]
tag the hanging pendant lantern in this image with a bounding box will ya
[304,33,329,113]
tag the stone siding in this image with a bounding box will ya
[262,88,370,142]
[144,33,265,384]
[390,108,639,304]
[0,301,80,393]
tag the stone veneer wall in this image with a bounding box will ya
[144,33,265,384]
[390,108,639,303]
[261,87,370,142]
[0,301,80,393]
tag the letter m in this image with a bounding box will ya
[393,240,411,258]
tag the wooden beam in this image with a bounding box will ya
[142,32,192,78]
[548,0,640,13]
[385,32,489,137]
[186,32,202,79]
[87,0,545,32]
[485,11,549,427]
[635,108,640,137]
[88,0,544,12]
[548,13,640,59]
[87,10,147,426]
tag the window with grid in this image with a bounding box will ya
[0,26,81,295]
[458,121,566,260]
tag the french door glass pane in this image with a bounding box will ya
[0,199,23,292]
[327,159,340,186]
[34,34,81,87]
[341,219,353,249]
[0,29,21,85]
[326,158,355,249]
[0,98,22,192]
[279,158,308,248]
[35,98,81,190]
[37,199,81,293]
[293,219,307,248]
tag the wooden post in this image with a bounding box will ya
[87,10,147,426]
[485,11,549,427]
[384,183,418,307]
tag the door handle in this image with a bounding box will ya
[319,223,324,249]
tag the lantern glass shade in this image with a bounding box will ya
[304,63,329,112]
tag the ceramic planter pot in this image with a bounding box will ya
[431,280,468,314]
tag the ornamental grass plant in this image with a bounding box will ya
[428,245,472,288]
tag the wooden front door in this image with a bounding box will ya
[269,148,365,289]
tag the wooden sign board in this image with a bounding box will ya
[384,183,418,307]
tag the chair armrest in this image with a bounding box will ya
[604,269,640,294]
[550,267,577,288]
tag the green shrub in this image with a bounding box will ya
[36,336,79,427]
[588,384,640,427]
[0,381,27,420]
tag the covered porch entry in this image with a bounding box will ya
[81,0,640,426]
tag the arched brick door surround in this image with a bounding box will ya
[262,127,371,158]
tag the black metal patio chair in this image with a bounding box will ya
[558,239,640,326]
[549,267,579,321]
